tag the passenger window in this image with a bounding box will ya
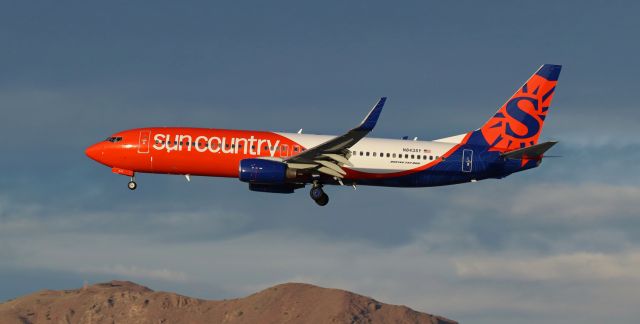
[373,152,377,157]
[386,153,390,157]
[366,152,370,156]
[405,154,409,158]
[411,155,415,159]
[360,151,363,156]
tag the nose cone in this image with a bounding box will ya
[85,143,103,162]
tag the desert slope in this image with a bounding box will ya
[0,280,456,324]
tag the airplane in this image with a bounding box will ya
[85,64,561,206]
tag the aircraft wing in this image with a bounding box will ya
[284,97,387,179]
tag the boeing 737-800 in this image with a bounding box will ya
[85,64,561,206]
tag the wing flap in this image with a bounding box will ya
[320,153,354,167]
[314,160,346,175]
[286,163,318,169]
[317,166,344,178]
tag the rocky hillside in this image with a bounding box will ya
[0,280,456,324]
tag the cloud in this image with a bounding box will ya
[451,182,640,222]
[401,181,640,254]
[0,194,253,243]
[4,228,640,324]
[547,109,640,148]
[454,251,640,281]
[81,264,188,282]
[2,178,640,323]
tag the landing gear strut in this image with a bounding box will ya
[310,182,329,206]
[127,177,137,191]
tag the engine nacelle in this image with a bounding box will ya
[239,159,296,184]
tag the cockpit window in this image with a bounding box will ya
[105,136,123,143]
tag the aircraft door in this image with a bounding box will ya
[462,149,473,172]
[138,130,151,153]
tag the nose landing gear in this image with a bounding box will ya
[128,177,137,190]
[310,183,329,206]
[111,168,137,191]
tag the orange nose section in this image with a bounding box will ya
[85,143,103,162]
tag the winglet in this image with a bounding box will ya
[356,97,386,131]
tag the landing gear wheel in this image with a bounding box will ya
[310,186,324,200]
[127,181,137,190]
[315,193,329,206]
[310,184,329,206]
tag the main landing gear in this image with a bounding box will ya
[310,183,329,206]
[127,177,137,191]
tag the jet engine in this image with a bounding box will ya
[239,158,297,184]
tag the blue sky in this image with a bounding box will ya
[1,1,640,323]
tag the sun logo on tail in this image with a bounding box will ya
[480,73,557,152]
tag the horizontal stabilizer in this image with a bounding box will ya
[501,141,558,159]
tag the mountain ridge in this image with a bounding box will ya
[0,280,457,324]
